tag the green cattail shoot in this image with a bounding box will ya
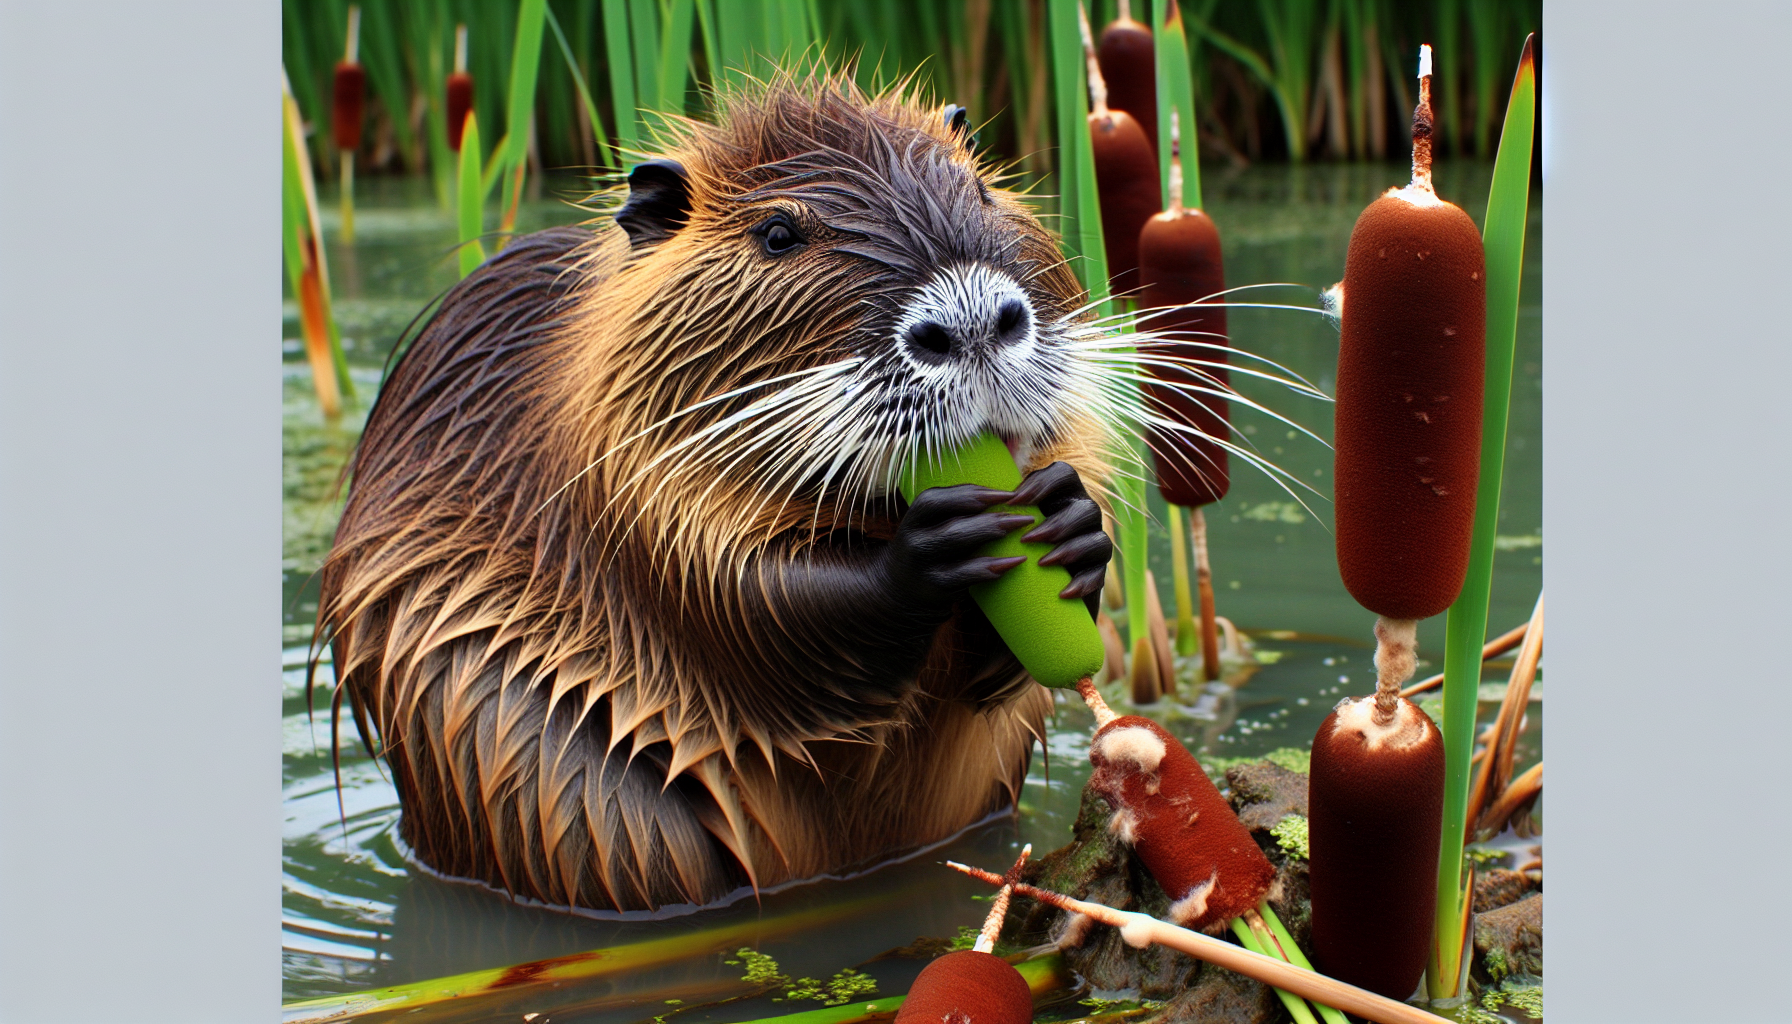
[1309,45,1479,1001]
[899,433,1105,688]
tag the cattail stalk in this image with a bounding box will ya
[1168,504,1196,657]
[974,845,1031,954]
[1191,506,1222,682]
[333,6,364,244]
[1398,617,1529,698]
[1314,43,1480,1001]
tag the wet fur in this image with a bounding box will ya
[320,77,1111,912]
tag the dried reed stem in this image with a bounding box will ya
[974,844,1032,953]
[1465,592,1543,830]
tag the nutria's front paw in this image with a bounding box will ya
[884,483,1035,610]
[1010,461,1113,614]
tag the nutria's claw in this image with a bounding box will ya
[1013,462,1111,614]
[885,484,1037,606]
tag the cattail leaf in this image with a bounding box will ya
[457,111,487,278]
[1153,0,1202,210]
[658,0,696,117]
[629,0,659,115]
[602,0,639,150]
[1429,33,1535,1001]
[543,2,616,168]
[280,896,1051,1022]
[283,73,352,411]
[502,0,547,172]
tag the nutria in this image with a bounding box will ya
[318,75,1121,914]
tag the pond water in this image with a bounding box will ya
[283,162,1542,1021]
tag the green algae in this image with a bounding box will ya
[1270,814,1309,860]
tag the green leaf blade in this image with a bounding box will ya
[1430,33,1536,1001]
[458,111,487,278]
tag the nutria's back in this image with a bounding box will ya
[319,75,1115,913]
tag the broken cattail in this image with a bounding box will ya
[1308,685,1445,999]
[894,847,1035,1024]
[1140,112,1229,508]
[1096,0,1158,154]
[1076,679,1275,932]
[1079,2,1161,298]
[975,845,1031,953]
[1310,45,1478,1001]
[447,24,474,153]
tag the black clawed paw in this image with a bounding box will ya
[884,484,1035,606]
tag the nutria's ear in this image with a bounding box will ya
[943,104,980,152]
[616,160,691,248]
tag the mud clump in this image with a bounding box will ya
[1474,892,1542,984]
[1473,867,1540,914]
[1225,761,1309,832]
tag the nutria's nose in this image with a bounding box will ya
[903,298,1033,364]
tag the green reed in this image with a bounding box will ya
[1427,33,1535,1001]
[282,71,354,415]
[284,0,1536,183]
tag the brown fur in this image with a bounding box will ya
[319,75,1113,913]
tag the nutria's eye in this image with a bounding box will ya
[755,215,804,256]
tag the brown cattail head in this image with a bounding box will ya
[1087,715,1275,932]
[1139,139,1228,507]
[447,72,475,153]
[332,62,367,153]
[1097,2,1158,154]
[1090,110,1162,298]
[891,950,1033,1024]
[1307,695,1445,999]
[1332,44,1484,621]
[1080,2,1162,298]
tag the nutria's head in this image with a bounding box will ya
[557,75,1112,564]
